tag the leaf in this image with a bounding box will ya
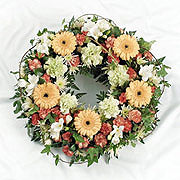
[38,77,45,84]
[157,56,166,64]
[131,142,136,148]
[157,65,168,77]
[61,18,65,25]
[10,71,19,75]
[13,100,22,114]
[34,68,44,77]
[71,83,80,90]
[76,93,87,99]
[54,154,59,166]
[45,113,55,123]
[72,133,84,143]
[41,145,51,155]
[138,38,156,52]
[111,26,121,37]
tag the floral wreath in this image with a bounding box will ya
[11,14,170,166]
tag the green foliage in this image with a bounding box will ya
[13,100,22,114]
[157,64,170,77]
[96,91,108,102]
[37,28,48,36]
[45,113,55,124]
[41,145,51,155]
[138,38,156,53]
[111,26,122,37]
[72,132,84,143]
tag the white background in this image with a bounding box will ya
[0,0,180,179]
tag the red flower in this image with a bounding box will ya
[36,52,45,59]
[62,145,74,157]
[70,56,80,67]
[76,137,89,149]
[51,106,64,122]
[135,52,142,59]
[62,132,72,142]
[28,58,41,71]
[31,113,40,125]
[82,31,88,36]
[76,33,86,46]
[105,36,116,49]
[94,133,107,148]
[151,86,156,93]
[119,92,126,104]
[38,108,51,119]
[42,73,51,83]
[107,53,120,63]
[128,110,142,123]
[127,67,137,79]
[113,116,132,133]
[100,123,112,136]
[144,51,153,61]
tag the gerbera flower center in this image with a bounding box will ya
[125,45,129,49]
[62,40,66,44]
[86,121,90,125]
[137,91,141,96]
[44,93,49,97]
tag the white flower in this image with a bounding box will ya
[18,75,39,96]
[66,115,72,124]
[110,125,124,145]
[139,64,154,81]
[35,32,51,55]
[137,58,146,65]
[18,79,28,87]
[81,42,103,66]
[120,105,132,118]
[82,20,96,32]
[82,19,111,39]
[108,65,129,88]
[87,26,102,40]
[50,118,64,141]
[44,139,52,145]
[99,96,120,119]
[26,74,39,96]
[44,56,68,78]
[60,93,78,114]
[96,19,111,32]
[55,76,67,90]
[151,71,161,86]
[108,147,122,158]
[73,18,85,28]
[22,97,33,111]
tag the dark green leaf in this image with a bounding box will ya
[72,133,84,142]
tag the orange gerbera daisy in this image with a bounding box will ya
[113,34,139,60]
[33,83,60,109]
[74,110,102,137]
[51,31,77,56]
[126,80,152,107]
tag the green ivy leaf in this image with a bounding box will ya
[41,145,51,155]
[45,113,55,123]
[157,65,168,77]
[72,132,84,143]
[13,100,22,114]
[54,154,59,166]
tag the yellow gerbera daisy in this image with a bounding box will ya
[113,34,139,60]
[51,31,77,56]
[74,110,102,137]
[126,80,152,107]
[33,83,60,109]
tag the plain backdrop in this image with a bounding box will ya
[0,0,180,179]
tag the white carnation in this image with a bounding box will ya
[108,65,129,88]
[60,93,78,114]
[81,42,103,66]
[99,96,120,119]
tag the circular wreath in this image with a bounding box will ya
[11,14,170,166]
